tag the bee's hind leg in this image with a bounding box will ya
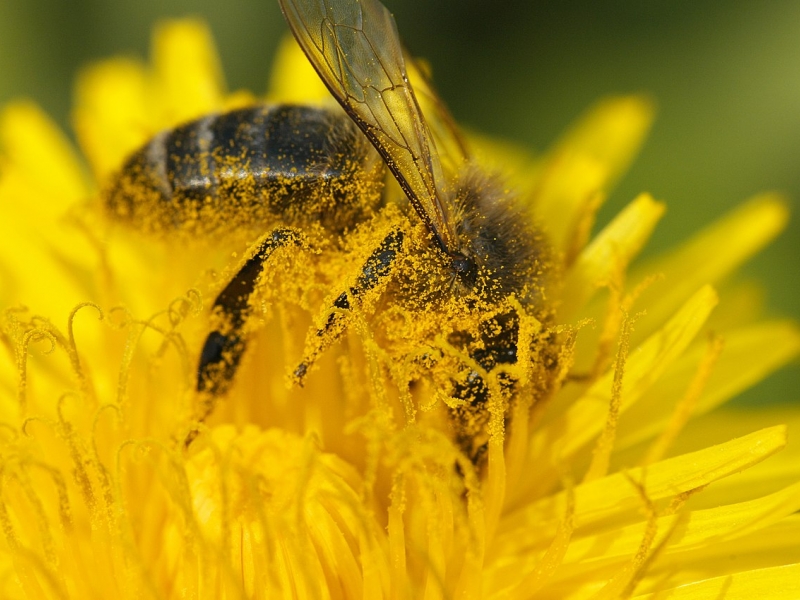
[195,227,302,420]
[292,228,404,385]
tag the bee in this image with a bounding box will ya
[105,0,556,465]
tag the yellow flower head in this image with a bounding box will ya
[1,2,799,599]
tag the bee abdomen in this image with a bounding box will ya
[105,104,381,235]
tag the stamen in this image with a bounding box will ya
[56,392,98,513]
[642,332,725,466]
[583,310,642,483]
[18,328,57,416]
[66,302,103,403]
[510,477,575,597]
[592,473,658,599]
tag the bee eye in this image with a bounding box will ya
[451,253,477,286]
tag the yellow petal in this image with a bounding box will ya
[636,516,800,593]
[706,280,765,330]
[151,19,227,126]
[560,193,666,317]
[526,285,718,491]
[542,495,800,598]
[267,33,330,104]
[663,408,800,509]
[0,100,88,204]
[632,563,800,599]
[0,103,96,311]
[552,96,655,186]
[559,482,800,568]
[534,96,655,254]
[531,151,607,255]
[499,426,787,553]
[616,320,800,450]
[73,57,151,182]
[629,193,789,345]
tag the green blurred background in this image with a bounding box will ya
[1,0,798,404]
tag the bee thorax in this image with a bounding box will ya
[452,167,548,305]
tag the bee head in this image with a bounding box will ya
[450,251,478,289]
[451,166,550,306]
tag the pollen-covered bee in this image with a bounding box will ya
[105,0,557,465]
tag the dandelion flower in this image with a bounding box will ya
[1,9,799,600]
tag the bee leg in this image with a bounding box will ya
[293,228,404,385]
[196,228,302,418]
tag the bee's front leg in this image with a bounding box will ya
[292,228,404,385]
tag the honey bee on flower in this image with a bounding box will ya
[104,0,557,465]
[1,0,799,597]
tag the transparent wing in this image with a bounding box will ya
[278,0,457,253]
[405,54,471,179]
